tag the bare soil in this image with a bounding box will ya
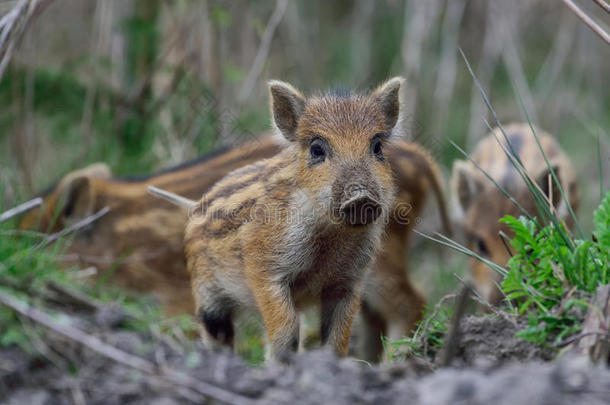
[1,308,609,405]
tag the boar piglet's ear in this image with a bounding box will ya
[535,164,562,209]
[451,160,484,215]
[371,76,404,131]
[268,80,305,142]
[57,163,110,224]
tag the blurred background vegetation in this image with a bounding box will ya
[0,0,608,301]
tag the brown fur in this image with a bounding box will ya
[451,123,579,306]
[360,141,448,361]
[185,78,404,360]
[19,97,450,363]
[19,138,283,314]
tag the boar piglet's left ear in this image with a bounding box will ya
[371,77,404,131]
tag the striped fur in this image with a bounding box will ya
[19,136,283,314]
[19,104,450,363]
[451,123,579,306]
[186,78,404,361]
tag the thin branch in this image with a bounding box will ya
[18,314,68,370]
[238,0,288,102]
[45,281,102,312]
[438,283,471,367]
[0,197,42,222]
[36,206,111,248]
[562,0,610,44]
[453,273,516,321]
[593,0,610,14]
[0,0,53,82]
[0,291,255,405]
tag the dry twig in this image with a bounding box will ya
[0,0,53,81]
[575,284,610,363]
[438,283,471,367]
[36,206,110,248]
[0,197,41,222]
[562,0,610,44]
[238,0,288,102]
[453,273,518,323]
[0,291,255,405]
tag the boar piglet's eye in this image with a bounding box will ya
[476,238,489,257]
[371,134,385,160]
[309,137,328,164]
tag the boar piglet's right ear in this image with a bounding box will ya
[268,80,305,142]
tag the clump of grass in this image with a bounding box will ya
[0,206,198,353]
[501,192,610,346]
[0,216,68,349]
[387,51,607,360]
[445,50,608,348]
[383,295,454,362]
[388,193,609,359]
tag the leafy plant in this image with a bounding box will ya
[500,192,610,346]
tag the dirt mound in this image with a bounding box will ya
[261,351,610,405]
[2,313,609,405]
[453,315,555,366]
[3,345,609,405]
[413,355,610,405]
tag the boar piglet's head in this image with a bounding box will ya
[269,78,404,227]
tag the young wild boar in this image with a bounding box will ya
[18,131,449,358]
[184,78,404,360]
[19,138,283,314]
[451,123,579,306]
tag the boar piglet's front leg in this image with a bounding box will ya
[321,283,362,357]
[244,267,299,362]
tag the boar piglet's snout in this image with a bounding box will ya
[333,166,383,226]
[340,189,382,226]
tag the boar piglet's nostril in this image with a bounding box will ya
[340,194,382,226]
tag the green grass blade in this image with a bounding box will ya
[449,140,532,219]
[512,82,584,239]
[598,133,603,203]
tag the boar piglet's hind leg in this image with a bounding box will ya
[192,278,237,349]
